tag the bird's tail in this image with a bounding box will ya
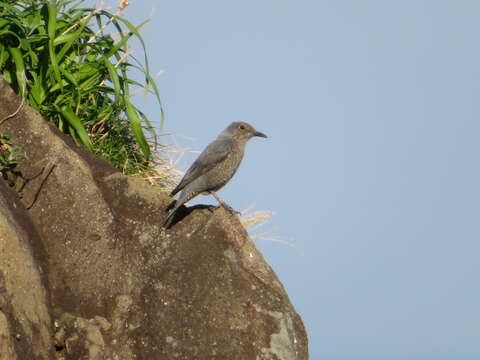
[163,189,197,228]
[163,200,177,228]
[166,199,176,212]
[163,210,176,228]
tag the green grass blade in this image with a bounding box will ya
[125,100,150,158]
[58,106,93,150]
[28,72,47,105]
[47,2,62,86]
[8,47,26,97]
[111,16,150,70]
[103,58,121,101]
[123,62,164,131]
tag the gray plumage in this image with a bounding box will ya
[164,121,267,227]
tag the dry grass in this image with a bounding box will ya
[240,204,296,248]
[140,132,199,189]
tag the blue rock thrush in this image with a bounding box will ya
[164,121,267,227]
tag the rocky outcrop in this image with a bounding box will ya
[0,180,54,360]
[0,76,308,359]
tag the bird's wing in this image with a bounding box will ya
[170,137,233,196]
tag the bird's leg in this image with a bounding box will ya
[209,191,240,215]
[209,191,229,209]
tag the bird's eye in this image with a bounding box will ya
[239,125,245,130]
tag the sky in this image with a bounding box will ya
[95,1,479,358]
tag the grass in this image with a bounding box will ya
[0,133,23,173]
[0,0,163,175]
[240,205,295,247]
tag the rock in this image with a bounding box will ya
[0,181,54,359]
[0,76,308,359]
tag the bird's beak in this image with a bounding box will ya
[254,131,267,138]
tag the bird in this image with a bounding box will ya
[164,121,267,228]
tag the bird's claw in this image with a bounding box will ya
[221,203,241,216]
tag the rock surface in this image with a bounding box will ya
[0,76,309,359]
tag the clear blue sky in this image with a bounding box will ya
[99,1,480,358]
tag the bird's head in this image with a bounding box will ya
[224,121,267,142]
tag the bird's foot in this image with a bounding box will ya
[209,191,240,216]
[220,203,241,216]
[207,205,216,213]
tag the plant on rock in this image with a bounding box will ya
[0,0,163,174]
